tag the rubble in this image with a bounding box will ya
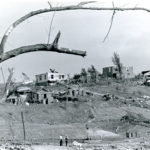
[102,93,112,101]
[0,144,31,150]
[142,95,150,99]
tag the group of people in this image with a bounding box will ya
[59,136,68,146]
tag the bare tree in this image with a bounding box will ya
[112,52,123,79]
[88,65,97,83]
[81,68,87,83]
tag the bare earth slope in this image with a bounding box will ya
[0,83,150,145]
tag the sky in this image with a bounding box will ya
[0,0,150,83]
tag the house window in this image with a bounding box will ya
[59,75,61,79]
[51,75,54,79]
[39,75,42,81]
[44,75,47,80]
[44,94,47,98]
[62,75,64,79]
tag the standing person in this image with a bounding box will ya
[65,136,68,146]
[60,136,63,146]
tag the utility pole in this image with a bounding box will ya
[21,112,26,141]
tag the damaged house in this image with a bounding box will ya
[6,86,31,104]
[35,70,69,86]
[27,88,53,104]
[102,66,135,79]
[52,86,94,102]
[52,87,79,102]
[6,86,54,105]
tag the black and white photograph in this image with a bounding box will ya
[0,0,150,149]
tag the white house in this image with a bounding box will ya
[35,71,68,85]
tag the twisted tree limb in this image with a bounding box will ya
[0,44,86,63]
[0,30,86,63]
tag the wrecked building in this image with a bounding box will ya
[52,87,93,102]
[6,95,19,104]
[122,66,135,79]
[102,66,134,79]
[52,88,79,102]
[141,70,150,85]
[6,86,54,105]
[80,72,99,83]
[126,125,150,139]
[6,86,31,104]
[27,89,53,104]
[35,71,69,86]
[103,66,118,78]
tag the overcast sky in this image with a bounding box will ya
[0,0,150,83]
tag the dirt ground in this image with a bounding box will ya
[29,137,150,150]
[1,82,150,149]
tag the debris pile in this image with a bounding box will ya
[0,144,31,150]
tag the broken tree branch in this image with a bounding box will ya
[0,31,85,63]
[48,1,53,9]
[0,44,86,63]
[1,5,150,55]
[103,2,116,42]
[52,31,61,47]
